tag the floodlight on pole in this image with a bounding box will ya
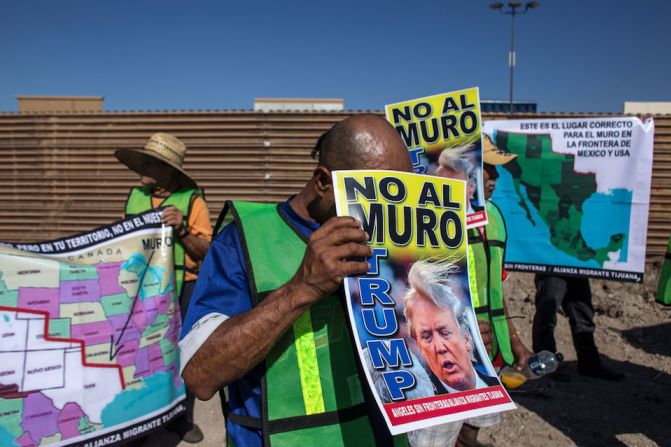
[488,1,540,114]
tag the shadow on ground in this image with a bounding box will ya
[621,322,671,358]
[135,427,182,447]
[512,356,671,447]
[136,394,226,447]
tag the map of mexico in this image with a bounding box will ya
[482,117,654,283]
[495,131,625,265]
[0,211,186,447]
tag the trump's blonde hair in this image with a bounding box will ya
[403,259,469,339]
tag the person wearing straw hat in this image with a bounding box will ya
[116,132,212,443]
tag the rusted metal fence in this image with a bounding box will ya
[0,110,668,260]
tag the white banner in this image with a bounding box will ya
[482,117,654,282]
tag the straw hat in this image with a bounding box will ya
[482,134,517,166]
[115,133,197,189]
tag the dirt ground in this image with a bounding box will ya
[144,262,671,447]
[479,262,671,447]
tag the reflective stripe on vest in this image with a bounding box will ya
[293,311,325,414]
[228,201,390,447]
[124,186,199,296]
[656,235,671,305]
[466,201,514,365]
[467,245,481,310]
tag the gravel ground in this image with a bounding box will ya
[481,262,671,447]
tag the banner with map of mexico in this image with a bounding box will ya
[0,210,186,447]
[482,117,654,283]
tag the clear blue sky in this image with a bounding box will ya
[1,0,669,113]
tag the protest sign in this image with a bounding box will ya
[0,211,185,447]
[385,88,487,228]
[333,170,514,435]
[482,117,654,283]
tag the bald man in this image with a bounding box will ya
[179,115,413,447]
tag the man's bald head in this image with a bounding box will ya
[298,114,412,224]
[312,114,412,172]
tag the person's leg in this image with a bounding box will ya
[409,421,463,447]
[455,424,479,447]
[532,275,568,353]
[456,413,501,447]
[181,391,198,431]
[562,276,596,361]
[564,278,623,381]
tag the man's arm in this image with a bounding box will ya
[502,298,532,371]
[182,216,371,400]
[477,320,493,354]
[177,230,210,261]
[162,205,210,261]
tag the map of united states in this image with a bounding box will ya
[0,248,182,446]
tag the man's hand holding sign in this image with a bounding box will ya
[294,217,372,302]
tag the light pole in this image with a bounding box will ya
[489,2,539,114]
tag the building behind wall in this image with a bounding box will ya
[17,96,104,113]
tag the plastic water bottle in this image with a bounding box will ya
[527,351,563,377]
[500,351,564,389]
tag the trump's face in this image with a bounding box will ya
[410,293,476,391]
[435,165,476,202]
